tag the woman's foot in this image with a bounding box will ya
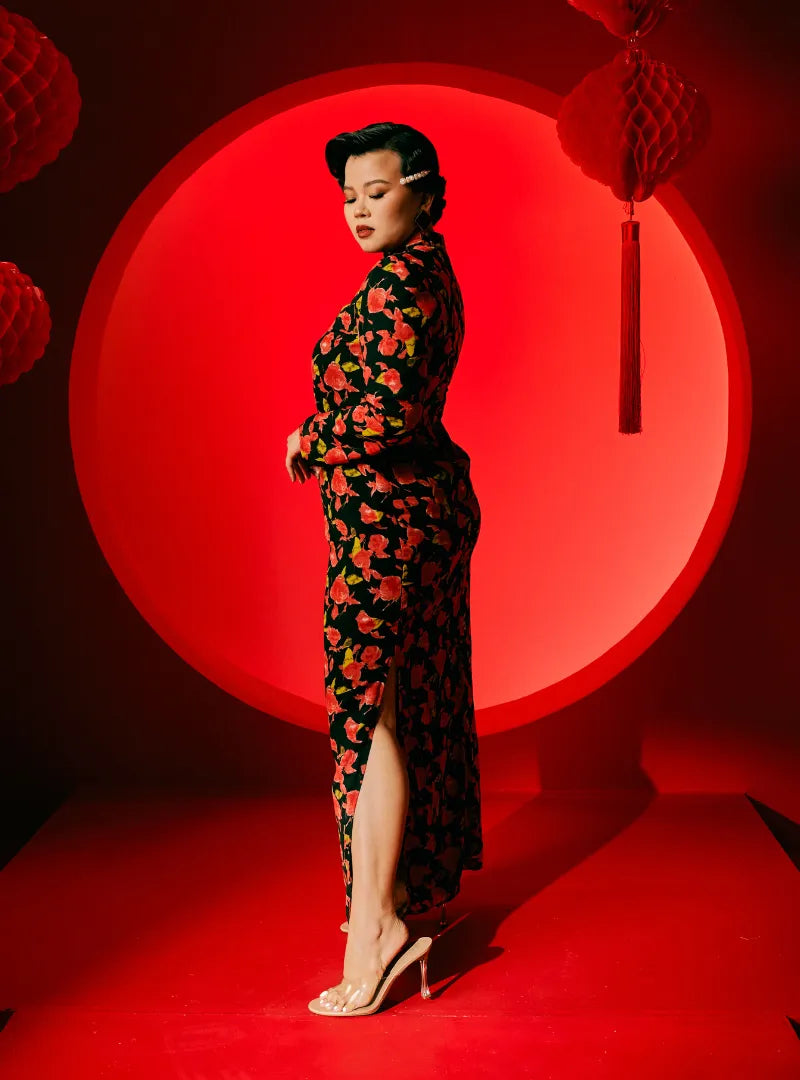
[316,911,410,1013]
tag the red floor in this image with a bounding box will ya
[0,788,798,1077]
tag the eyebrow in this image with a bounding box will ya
[342,178,392,191]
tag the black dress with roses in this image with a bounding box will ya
[298,225,482,924]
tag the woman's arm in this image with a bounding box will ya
[297,262,440,466]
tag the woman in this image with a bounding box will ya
[285,122,482,1016]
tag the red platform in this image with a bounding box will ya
[0,788,797,1077]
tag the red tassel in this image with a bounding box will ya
[619,215,642,433]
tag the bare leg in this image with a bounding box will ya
[316,655,411,1012]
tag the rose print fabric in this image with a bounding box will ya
[298,226,483,923]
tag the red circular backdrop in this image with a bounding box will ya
[69,65,751,735]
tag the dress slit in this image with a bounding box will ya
[345,649,408,924]
[327,583,406,924]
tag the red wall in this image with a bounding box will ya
[1,1,797,819]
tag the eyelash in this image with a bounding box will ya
[344,193,385,204]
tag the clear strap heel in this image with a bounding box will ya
[419,949,432,999]
[308,935,434,1016]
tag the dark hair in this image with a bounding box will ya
[324,121,447,225]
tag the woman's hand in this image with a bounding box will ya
[286,427,312,483]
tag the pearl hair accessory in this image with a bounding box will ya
[399,169,431,185]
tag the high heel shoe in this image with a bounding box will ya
[339,901,448,934]
[307,935,434,1016]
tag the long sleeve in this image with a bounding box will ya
[298,261,440,466]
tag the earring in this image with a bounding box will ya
[414,206,432,232]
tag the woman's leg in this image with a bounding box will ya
[350,654,408,920]
[317,655,411,1011]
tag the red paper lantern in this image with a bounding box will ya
[0,5,81,194]
[558,48,710,200]
[567,0,693,39]
[0,261,52,386]
[557,46,710,431]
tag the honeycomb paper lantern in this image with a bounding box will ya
[0,5,81,193]
[0,261,52,386]
[557,46,710,432]
[557,47,710,201]
[567,0,693,39]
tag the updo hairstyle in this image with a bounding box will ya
[324,121,447,225]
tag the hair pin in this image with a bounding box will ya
[399,169,431,185]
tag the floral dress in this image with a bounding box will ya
[298,225,482,923]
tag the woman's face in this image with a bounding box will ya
[342,149,434,253]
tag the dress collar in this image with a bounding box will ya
[382,226,446,259]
